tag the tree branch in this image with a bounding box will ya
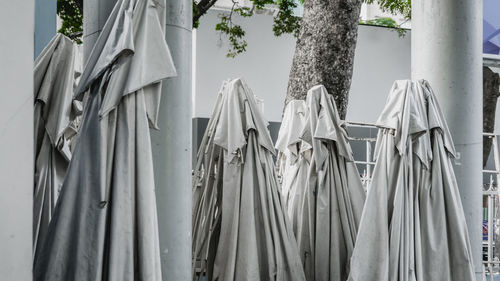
[193,0,219,26]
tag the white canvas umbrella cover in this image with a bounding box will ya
[275,99,309,235]
[33,0,176,280]
[33,33,79,262]
[192,81,227,279]
[348,80,475,281]
[296,85,365,281]
[192,78,306,281]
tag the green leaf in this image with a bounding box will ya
[273,0,301,37]
[216,12,248,58]
[362,0,411,20]
[57,0,83,43]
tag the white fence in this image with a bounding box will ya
[483,133,500,281]
[346,121,377,189]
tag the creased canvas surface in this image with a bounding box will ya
[192,78,306,281]
[34,0,176,280]
[33,33,79,263]
[295,85,365,281]
[348,80,475,281]
[276,100,309,235]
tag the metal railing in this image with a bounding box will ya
[346,121,377,189]
[483,133,500,281]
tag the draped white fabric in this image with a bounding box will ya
[33,0,176,280]
[192,82,226,279]
[276,100,309,235]
[294,85,365,281]
[33,33,79,263]
[192,78,306,281]
[348,80,475,281]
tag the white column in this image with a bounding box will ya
[83,0,117,62]
[0,2,34,281]
[150,0,192,279]
[412,1,483,279]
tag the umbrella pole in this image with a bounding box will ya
[412,1,483,279]
[150,0,193,280]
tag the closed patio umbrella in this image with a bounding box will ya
[33,33,79,262]
[192,78,306,281]
[192,81,226,279]
[296,85,365,281]
[34,0,176,280]
[275,99,309,235]
[348,80,475,281]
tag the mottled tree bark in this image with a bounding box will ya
[286,0,362,119]
[483,66,500,167]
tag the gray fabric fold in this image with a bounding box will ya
[75,0,176,128]
[33,33,79,263]
[276,100,309,235]
[295,85,366,281]
[348,79,475,281]
[192,78,306,281]
[34,1,176,280]
[192,82,227,280]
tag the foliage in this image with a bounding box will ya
[57,0,83,43]
[215,8,249,58]
[213,0,410,57]
[194,1,201,28]
[56,0,411,54]
[213,0,301,58]
[362,17,397,26]
[359,17,408,37]
[363,0,411,20]
[273,0,301,37]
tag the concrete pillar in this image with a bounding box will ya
[82,0,117,62]
[34,0,57,58]
[0,2,34,281]
[412,0,483,279]
[150,0,193,279]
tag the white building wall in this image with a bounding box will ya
[193,10,296,122]
[194,9,411,124]
[0,2,34,281]
[347,25,411,123]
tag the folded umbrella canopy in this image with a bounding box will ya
[348,80,475,281]
[296,85,365,281]
[192,78,306,281]
[34,0,176,280]
[33,33,79,262]
[275,99,309,235]
[192,81,226,279]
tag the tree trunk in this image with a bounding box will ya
[483,66,500,167]
[285,0,362,119]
